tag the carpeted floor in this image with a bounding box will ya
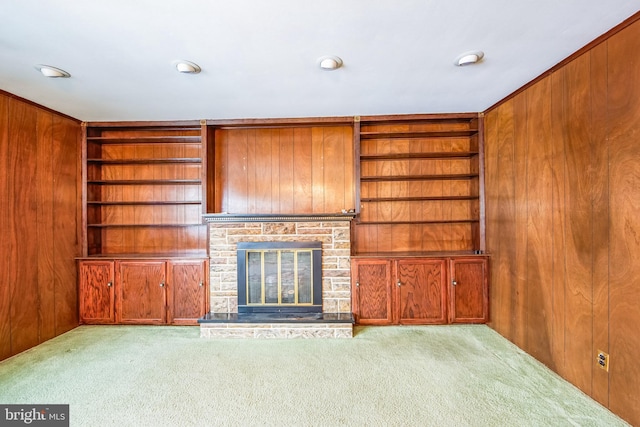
[0,325,629,427]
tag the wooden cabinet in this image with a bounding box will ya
[397,258,448,324]
[351,256,487,325]
[351,259,393,325]
[78,258,209,325]
[79,260,116,324]
[117,260,167,324]
[167,259,209,325]
[449,257,489,323]
[353,114,484,255]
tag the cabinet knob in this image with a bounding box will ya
[355,281,360,288]
[199,282,204,287]
[452,280,458,286]
[159,282,165,287]
[107,281,113,287]
[397,280,402,287]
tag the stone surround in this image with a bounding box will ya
[202,216,353,338]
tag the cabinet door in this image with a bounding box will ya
[396,259,447,324]
[116,261,167,324]
[449,257,489,323]
[79,261,115,324]
[351,259,393,325]
[167,259,209,325]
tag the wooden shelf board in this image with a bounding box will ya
[351,250,484,258]
[360,196,479,202]
[87,201,202,205]
[359,130,477,139]
[87,158,202,164]
[86,136,201,144]
[87,224,205,228]
[360,174,478,182]
[87,179,202,185]
[356,220,479,225]
[360,152,478,160]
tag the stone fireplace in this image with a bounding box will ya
[199,213,354,338]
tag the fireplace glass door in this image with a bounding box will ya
[246,250,312,305]
[238,241,322,313]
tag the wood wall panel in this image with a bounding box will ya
[293,128,313,212]
[8,100,40,355]
[0,93,81,361]
[484,16,640,425]
[36,110,56,343]
[511,93,528,350]
[561,54,595,394]
[524,78,554,368]
[0,95,10,360]
[215,126,353,214]
[549,70,568,379]
[606,20,640,425]
[52,115,80,334]
[588,42,610,407]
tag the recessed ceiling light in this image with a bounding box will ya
[454,51,484,66]
[318,55,343,71]
[174,60,201,74]
[36,65,70,78]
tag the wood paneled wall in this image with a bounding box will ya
[484,18,640,425]
[213,126,354,214]
[0,92,81,361]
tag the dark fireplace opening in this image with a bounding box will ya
[237,241,322,314]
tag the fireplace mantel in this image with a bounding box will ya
[202,212,356,223]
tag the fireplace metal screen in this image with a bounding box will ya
[237,241,322,313]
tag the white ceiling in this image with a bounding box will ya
[2,1,639,122]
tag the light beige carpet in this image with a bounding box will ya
[0,325,629,427]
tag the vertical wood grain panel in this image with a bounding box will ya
[279,128,294,212]
[7,99,40,355]
[607,21,640,426]
[489,100,517,339]
[482,107,500,315]
[525,78,554,367]
[213,129,225,212]
[254,130,272,213]
[245,130,257,212]
[589,42,610,407]
[311,127,324,213]
[562,54,594,394]
[343,126,355,211]
[0,95,10,359]
[226,130,248,213]
[550,70,567,378]
[36,110,56,342]
[269,129,280,213]
[52,115,80,334]
[323,126,346,211]
[293,128,313,212]
[512,93,529,349]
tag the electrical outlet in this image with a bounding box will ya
[597,350,609,372]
